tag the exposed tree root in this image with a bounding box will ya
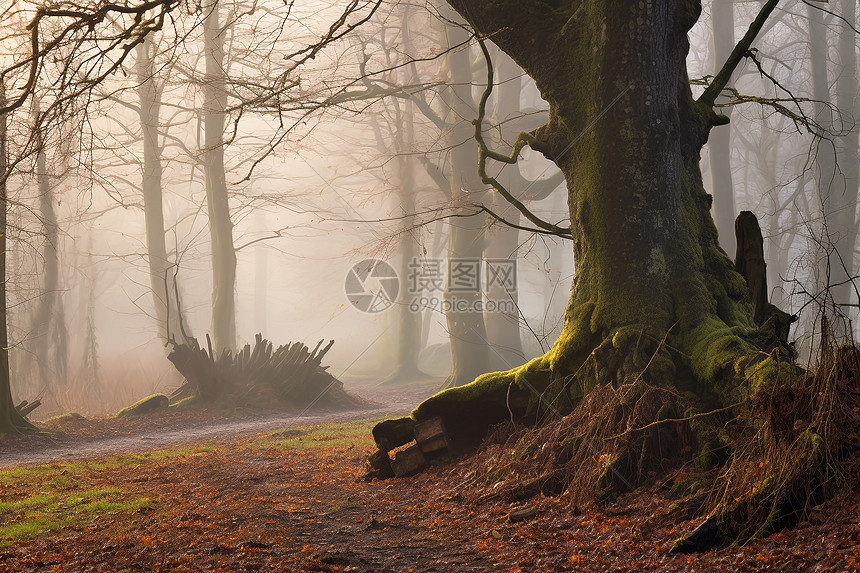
[681,340,860,550]
[370,331,859,549]
[166,333,360,410]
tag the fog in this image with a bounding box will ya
[0,0,857,418]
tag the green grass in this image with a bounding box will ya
[0,445,215,546]
[0,446,216,488]
[0,417,380,548]
[254,418,378,451]
[0,488,155,547]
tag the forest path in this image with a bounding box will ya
[0,377,441,468]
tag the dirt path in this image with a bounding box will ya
[0,379,440,469]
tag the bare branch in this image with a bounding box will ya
[699,0,780,109]
[473,39,571,238]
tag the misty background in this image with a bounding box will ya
[0,0,856,417]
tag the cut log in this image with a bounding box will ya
[414,417,449,455]
[363,450,395,481]
[390,441,426,477]
[372,417,416,452]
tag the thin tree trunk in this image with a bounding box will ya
[253,212,268,336]
[442,11,491,388]
[709,0,736,254]
[203,2,237,353]
[0,80,35,433]
[136,37,190,346]
[389,109,426,382]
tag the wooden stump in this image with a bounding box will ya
[735,211,797,352]
[735,211,769,326]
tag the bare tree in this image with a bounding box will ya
[708,0,737,253]
[201,1,237,353]
[135,34,191,347]
[0,79,36,433]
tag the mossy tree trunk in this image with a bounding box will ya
[409,0,791,461]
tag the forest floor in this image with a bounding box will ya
[0,381,858,572]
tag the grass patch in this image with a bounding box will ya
[0,445,215,546]
[254,419,377,451]
[0,488,155,547]
[0,446,216,487]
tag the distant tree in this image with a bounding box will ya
[708,0,737,254]
[135,34,192,347]
[201,1,237,353]
[481,46,564,370]
[0,80,36,433]
[29,96,69,395]
[806,0,858,336]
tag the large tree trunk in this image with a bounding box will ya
[136,36,191,347]
[203,2,237,353]
[0,80,36,434]
[397,0,790,482]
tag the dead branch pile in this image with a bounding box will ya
[167,333,356,409]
